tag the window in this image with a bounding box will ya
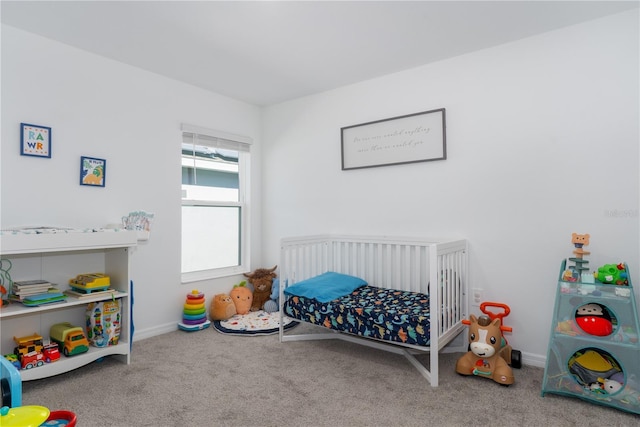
[181,124,251,282]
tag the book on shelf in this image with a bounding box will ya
[13,284,52,292]
[13,283,52,291]
[13,279,52,288]
[63,288,117,299]
[12,279,54,298]
[12,289,52,298]
[10,287,62,302]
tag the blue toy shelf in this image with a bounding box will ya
[541,260,640,415]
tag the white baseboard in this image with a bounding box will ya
[130,322,549,368]
[132,322,178,342]
[521,351,546,368]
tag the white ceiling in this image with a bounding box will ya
[2,1,638,106]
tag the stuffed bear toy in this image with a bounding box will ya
[263,278,280,313]
[230,281,253,315]
[244,266,277,312]
[210,293,236,321]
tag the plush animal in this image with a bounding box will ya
[455,314,514,385]
[244,265,277,312]
[263,278,280,313]
[591,377,624,394]
[210,293,236,321]
[230,281,253,315]
[575,303,613,336]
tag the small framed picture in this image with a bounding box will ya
[20,123,52,158]
[80,156,106,187]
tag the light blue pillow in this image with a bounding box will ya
[284,271,367,303]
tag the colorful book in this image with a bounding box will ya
[20,290,67,307]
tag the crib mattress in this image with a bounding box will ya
[284,285,431,346]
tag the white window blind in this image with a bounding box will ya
[181,124,252,152]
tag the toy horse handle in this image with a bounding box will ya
[480,301,510,320]
[462,303,513,333]
[461,319,512,333]
[480,302,512,332]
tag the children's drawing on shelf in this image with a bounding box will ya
[122,210,154,240]
[122,211,154,232]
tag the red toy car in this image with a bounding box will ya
[43,343,61,363]
[20,351,45,369]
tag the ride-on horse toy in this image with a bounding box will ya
[455,302,521,386]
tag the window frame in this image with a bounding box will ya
[180,124,251,283]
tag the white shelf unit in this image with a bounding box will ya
[0,231,136,381]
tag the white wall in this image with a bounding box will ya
[2,10,638,366]
[1,26,263,339]
[262,10,640,366]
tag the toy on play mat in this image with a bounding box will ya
[455,302,521,386]
[178,289,211,332]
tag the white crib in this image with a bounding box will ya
[278,235,468,387]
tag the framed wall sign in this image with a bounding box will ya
[20,123,52,158]
[341,108,446,170]
[80,156,106,187]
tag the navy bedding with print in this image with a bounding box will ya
[284,285,431,346]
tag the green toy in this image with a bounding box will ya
[595,264,629,285]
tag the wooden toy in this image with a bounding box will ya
[0,259,12,308]
[566,233,590,281]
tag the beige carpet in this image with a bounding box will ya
[21,323,639,426]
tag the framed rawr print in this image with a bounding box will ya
[80,156,106,187]
[20,123,52,158]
